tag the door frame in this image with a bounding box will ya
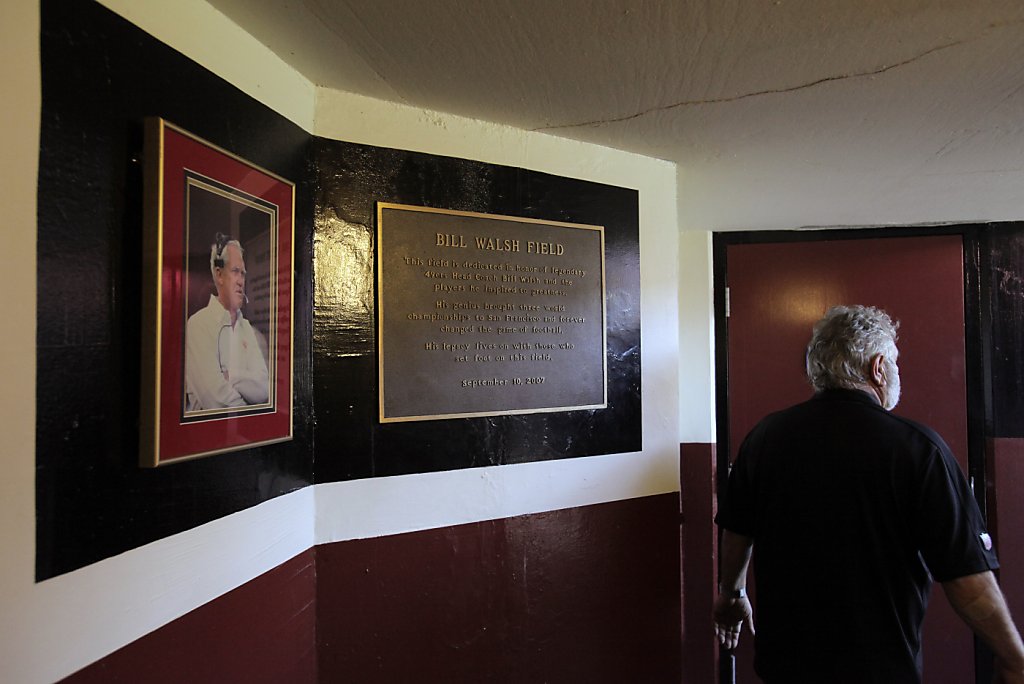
[711,223,991,682]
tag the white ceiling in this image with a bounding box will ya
[205,0,1024,230]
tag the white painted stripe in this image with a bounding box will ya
[314,450,679,545]
[1,487,315,684]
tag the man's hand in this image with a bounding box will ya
[713,593,754,650]
[715,530,756,649]
[941,571,1024,684]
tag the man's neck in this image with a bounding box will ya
[215,295,238,327]
[821,385,883,407]
[847,383,884,407]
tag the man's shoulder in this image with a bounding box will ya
[756,390,949,446]
[186,301,223,339]
[881,411,954,456]
[748,393,833,430]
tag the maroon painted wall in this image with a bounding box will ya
[988,439,1024,625]
[316,495,682,683]
[62,550,317,684]
[680,443,718,684]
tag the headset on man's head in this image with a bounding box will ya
[212,232,229,269]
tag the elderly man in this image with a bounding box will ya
[714,305,1024,683]
[184,233,269,412]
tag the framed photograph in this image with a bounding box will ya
[140,119,294,467]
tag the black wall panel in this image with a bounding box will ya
[311,141,641,483]
[982,224,1024,437]
[37,0,314,580]
[37,0,642,579]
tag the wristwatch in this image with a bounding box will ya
[720,587,747,599]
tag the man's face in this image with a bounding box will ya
[215,243,246,314]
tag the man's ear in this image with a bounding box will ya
[869,354,887,386]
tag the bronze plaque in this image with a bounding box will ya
[378,203,607,422]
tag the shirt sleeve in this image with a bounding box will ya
[913,437,999,582]
[715,427,760,537]
[229,320,270,404]
[185,315,245,410]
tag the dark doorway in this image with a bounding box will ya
[714,228,982,683]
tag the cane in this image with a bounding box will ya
[719,647,736,684]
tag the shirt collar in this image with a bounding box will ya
[208,294,243,326]
[814,387,882,407]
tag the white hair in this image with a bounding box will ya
[806,305,899,392]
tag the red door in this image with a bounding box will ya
[724,234,972,683]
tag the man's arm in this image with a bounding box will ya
[942,571,1024,683]
[229,321,270,405]
[185,319,244,409]
[713,530,755,649]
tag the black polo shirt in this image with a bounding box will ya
[717,388,998,683]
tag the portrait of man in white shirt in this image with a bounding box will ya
[184,232,270,413]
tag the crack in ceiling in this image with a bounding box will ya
[534,39,969,133]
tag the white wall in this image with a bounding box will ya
[677,228,716,444]
[0,1,685,681]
